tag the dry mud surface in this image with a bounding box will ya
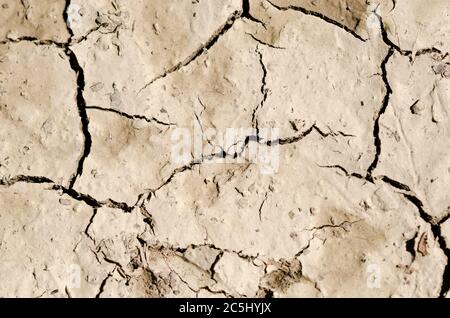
[0,0,449,298]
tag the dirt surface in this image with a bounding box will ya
[0,0,449,298]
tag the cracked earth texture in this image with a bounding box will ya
[0,0,449,298]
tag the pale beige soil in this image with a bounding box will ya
[0,0,449,298]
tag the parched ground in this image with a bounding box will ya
[0,0,449,298]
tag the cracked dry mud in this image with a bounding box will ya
[0,0,449,298]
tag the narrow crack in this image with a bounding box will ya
[0,24,111,48]
[304,220,358,232]
[258,192,269,221]
[167,266,199,294]
[0,174,134,212]
[137,10,243,94]
[95,272,113,298]
[266,0,366,42]
[20,0,30,20]
[61,4,93,189]
[64,286,72,298]
[268,123,352,146]
[56,184,134,212]
[209,251,224,281]
[295,233,317,257]
[70,21,117,46]
[252,46,269,136]
[147,161,202,198]
[0,175,53,186]
[266,125,316,146]
[84,208,98,241]
[379,175,411,192]
[86,105,175,126]
[316,164,365,179]
[0,36,67,48]
[66,48,92,189]
[246,32,285,49]
[199,286,232,298]
[366,47,395,178]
